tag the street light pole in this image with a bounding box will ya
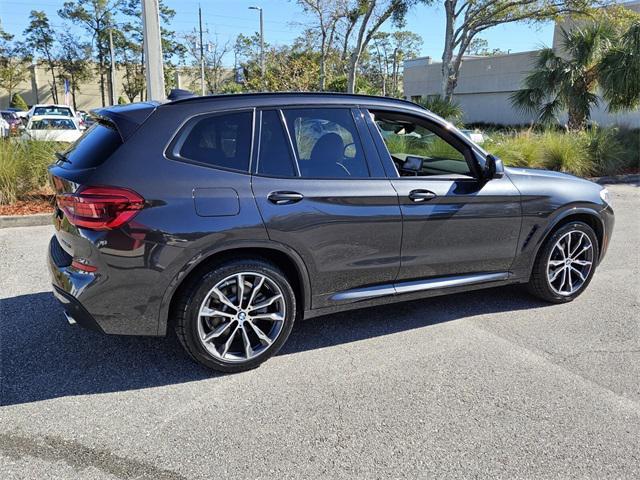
[141,0,165,101]
[199,4,205,96]
[249,6,264,90]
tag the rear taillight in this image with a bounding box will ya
[56,186,144,231]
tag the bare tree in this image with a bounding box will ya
[345,0,426,93]
[297,0,347,90]
[183,32,231,94]
[439,0,597,101]
[24,11,60,103]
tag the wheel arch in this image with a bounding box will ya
[158,241,311,335]
[530,207,605,275]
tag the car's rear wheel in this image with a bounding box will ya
[527,222,599,303]
[174,259,296,372]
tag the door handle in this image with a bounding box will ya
[408,189,437,202]
[268,191,304,205]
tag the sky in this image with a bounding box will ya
[0,0,556,65]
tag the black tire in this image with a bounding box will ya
[527,221,599,303]
[173,258,297,373]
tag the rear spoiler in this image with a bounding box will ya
[90,102,159,141]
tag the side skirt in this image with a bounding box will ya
[304,273,518,320]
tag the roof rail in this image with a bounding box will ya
[164,91,425,110]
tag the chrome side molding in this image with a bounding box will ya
[331,272,510,302]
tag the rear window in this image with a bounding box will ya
[61,123,122,169]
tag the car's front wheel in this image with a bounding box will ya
[174,259,296,372]
[527,222,599,303]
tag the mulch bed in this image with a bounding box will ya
[0,198,54,216]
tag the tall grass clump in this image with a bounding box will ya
[539,131,592,176]
[485,127,639,177]
[0,139,61,204]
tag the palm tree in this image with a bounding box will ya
[511,21,640,130]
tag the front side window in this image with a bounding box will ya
[371,111,472,178]
[282,108,370,178]
[175,111,253,172]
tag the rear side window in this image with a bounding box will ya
[173,111,253,172]
[282,108,370,178]
[257,110,297,177]
[61,123,122,169]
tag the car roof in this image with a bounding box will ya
[32,104,74,108]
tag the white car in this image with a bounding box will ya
[460,129,486,144]
[22,115,83,142]
[0,117,9,138]
[27,104,77,120]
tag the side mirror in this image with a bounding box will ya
[483,154,504,180]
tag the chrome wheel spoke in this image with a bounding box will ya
[572,259,591,267]
[251,312,284,322]
[220,325,240,358]
[549,259,564,267]
[212,287,238,311]
[200,306,235,318]
[248,321,273,347]
[549,266,565,283]
[203,321,234,342]
[236,274,246,309]
[248,294,282,312]
[240,326,253,359]
[247,276,265,309]
[570,266,586,281]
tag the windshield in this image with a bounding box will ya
[33,106,73,117]
[30,118,77,130]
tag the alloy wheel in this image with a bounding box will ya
[197,272,286,362]
[546,230,594,296]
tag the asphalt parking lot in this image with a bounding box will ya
[1,183,638,479]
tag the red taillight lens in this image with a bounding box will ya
[56,186,144,231]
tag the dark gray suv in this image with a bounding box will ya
[48,93,614,372]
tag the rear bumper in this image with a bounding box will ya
[48,235,104,333]
[52,285,104,333]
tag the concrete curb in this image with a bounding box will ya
[590,174,639,185]
[0,213,51,229]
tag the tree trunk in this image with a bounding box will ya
[319,33,326,91]
[347,51,359,93]
[441,0,456,100]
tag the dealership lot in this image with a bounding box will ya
[1,183,638,479]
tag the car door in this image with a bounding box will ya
[364,108,522,283]
[251,107,402,309]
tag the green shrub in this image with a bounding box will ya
[0,139,61,204]
[485,127,638,177]
[417,97,464,125]
[584,127,629,176]
[10,93,28,111]
[539,132,592,176]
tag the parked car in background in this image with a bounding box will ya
[460,129,486,144]
[1,110,24,135]
[27,104,77,120]
[0,117,9,138]
[76,110,95,129]
[47,92,614,373]
[23,115,83,142]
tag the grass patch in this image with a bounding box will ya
[484,127,639,177]
[0,139,61,205]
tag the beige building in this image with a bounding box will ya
[403,1,640,127]
[0,64,217,111]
